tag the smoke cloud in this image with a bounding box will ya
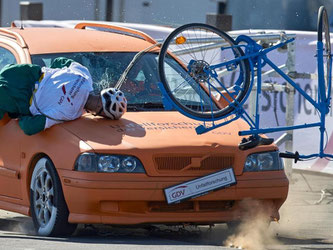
[224,199,280,250]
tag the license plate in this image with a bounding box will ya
[164,168,236,204]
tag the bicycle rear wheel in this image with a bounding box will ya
[317,6,332,102]
[158,23,251,121]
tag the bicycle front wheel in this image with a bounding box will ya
[317,6,332,102]
[158,23,251,121]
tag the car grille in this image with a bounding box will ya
[154,155,234,172]
[148,200,234,213]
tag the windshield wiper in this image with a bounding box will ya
[127,102,165,111]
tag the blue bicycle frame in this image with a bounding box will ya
[157,28,333,160]
[157,34,332,160]
[202,35,333,159]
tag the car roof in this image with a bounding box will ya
[4,27,156,55]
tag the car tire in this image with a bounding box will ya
[30,157,77,236]
[226,221,242,233]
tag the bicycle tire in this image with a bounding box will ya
[317,6,332,102]
[158,23,251,121]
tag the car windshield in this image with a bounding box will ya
[31,52,219,112]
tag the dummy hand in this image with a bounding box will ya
[18,115,47,136]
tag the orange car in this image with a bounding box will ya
[0,23,289,236]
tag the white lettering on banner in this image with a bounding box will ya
[164,168,236,204]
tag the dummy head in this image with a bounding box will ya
[85,88,127,119]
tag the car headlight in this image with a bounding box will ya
[74,153,146,173]
[244,151,283,172]
[98,155,120,172]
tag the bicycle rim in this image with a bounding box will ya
[158,23,250,121]
[317,6,332,102]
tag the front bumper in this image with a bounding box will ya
[59,170,289,225]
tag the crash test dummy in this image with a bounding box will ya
[0,57,127,135]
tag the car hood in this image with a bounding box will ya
[61,112,250,150]
[60,112,276,176]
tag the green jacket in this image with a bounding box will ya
[0,57,75,135]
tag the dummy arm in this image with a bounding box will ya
[18,115,46,136]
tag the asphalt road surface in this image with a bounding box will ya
[0,171,333,250]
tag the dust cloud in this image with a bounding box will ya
[223,173,333,249]
[0,214,35,235]
[224,199,280,250]
[10,219,35,235]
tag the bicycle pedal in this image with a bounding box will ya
[238,135,274,150]
[238,137,259,150]
[258,137,274,146]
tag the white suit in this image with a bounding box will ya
[29,62,93,129]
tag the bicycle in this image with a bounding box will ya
[158,6,332,161]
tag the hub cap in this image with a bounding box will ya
[33,169,54,226]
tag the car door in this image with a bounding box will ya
[0,46,23,199]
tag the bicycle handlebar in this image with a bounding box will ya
[279,151,300,163]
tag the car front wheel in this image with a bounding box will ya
[30,157,77,236]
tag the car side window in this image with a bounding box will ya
[0,47,16,70]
